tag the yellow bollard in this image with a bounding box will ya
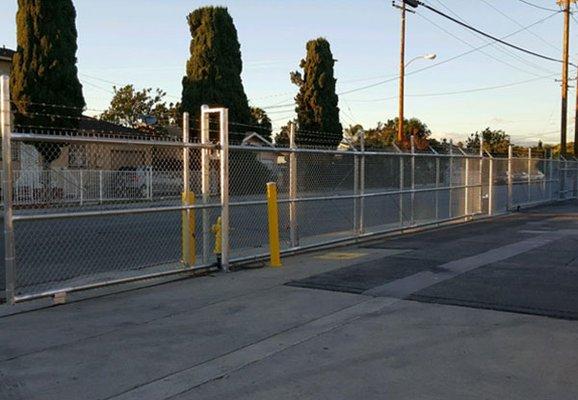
[267,182,282,267]
[181,191,196,266]
[212,216,222,266]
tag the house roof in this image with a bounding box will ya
[0,47,15,61]
[79,117,150,138]
[241,132,273,147]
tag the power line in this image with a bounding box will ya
[346,73,557,102]
[418,2,571,66]
[517,0,560,13]
[333,10,563,97]
[80,73,182,100]
[479,0,560,52]
[433,0,557,75]
[417,9,550,77]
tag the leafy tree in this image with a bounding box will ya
[181,6,252,134]
[250,107,272,141]
[364,118,431,150]
[466,127,510,155]
[291,38,342,147]
[100,85,179,134]
[274,121,294,147]
[11,0,85,165]
[341,124,364,149]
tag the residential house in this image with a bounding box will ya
[241,132,280,168]
[0,46,14,76]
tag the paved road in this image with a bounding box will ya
[0,183,545,297]
[0,201,577,399]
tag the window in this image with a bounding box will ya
[69,146,87,168]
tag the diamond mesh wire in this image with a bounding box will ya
[3,124,578,300]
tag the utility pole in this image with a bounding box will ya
[394,0,420,145]
[397,0,407,144]
[575,55,578,155]
[560,0,573,156]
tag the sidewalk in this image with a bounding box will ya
[1,202,578,400]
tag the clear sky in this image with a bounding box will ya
[1,0,576,144]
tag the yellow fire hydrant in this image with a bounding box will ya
[212,216,222,266]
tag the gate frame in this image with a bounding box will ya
[1,76,16,304]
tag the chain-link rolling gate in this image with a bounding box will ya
[2,75,578,303]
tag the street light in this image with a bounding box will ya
[405,53,437,68]
[397,51,437,144]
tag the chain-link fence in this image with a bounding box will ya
[2,80,577,303]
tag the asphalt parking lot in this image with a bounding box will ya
[1,201,577,399]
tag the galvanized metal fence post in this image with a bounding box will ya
[148,167,153,200]
[449,139,454,218]
[201,105,211,263]
[288,122,298,247]
[399,148,404,227]
[1,75,16,304]
[359,130,365,234]
[99,170,103,204]
[79,170,84,206]
[410,135,415,225]
[572,157,578,198]
[464,155,469,217]
[561,155,566,200]
[479,135,484,213]
[507,145,513,210]
[488,152,494,216]
[561,156,566,200]
[181,112,193,266]
[527,148,531,204]
[182,112,190,193]
[541,150,546,201]
[219,108,230,272]
[435,155,440,220]
[353,139,359,234]
[549,149,554,201]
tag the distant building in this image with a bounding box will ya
[0,46,15,76]
[241,132,280,168]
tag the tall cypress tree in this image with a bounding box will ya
[291,38,343,147]
[181,6,252,134]
[11,0,85,165]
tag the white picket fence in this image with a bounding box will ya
[4,169,214,205]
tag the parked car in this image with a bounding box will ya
[495,170,545,185]
[114,166,151,199]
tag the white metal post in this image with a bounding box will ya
[148,167,153,200]
[289,122,298,247]
[549,149,554,201]
[449,139,454,218]
[479,134,484,213]
[1,75,16,304]
[488,154,494,216]
[359,130,365,234]
[79,170,84,206]
[464,156,469,216]
[507,145,513,209]
[219,108,230,272]
[182,112,192,265]
[572,157,578,198]
[201,105,211,263]
[183,112,190,193]
[541,150,546,201]
[410,135,415,225]
[353,142,359,234]
[99,170,103,204]
[527,148,532,204]
[399,155,404,226]
[435,157,440,220]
